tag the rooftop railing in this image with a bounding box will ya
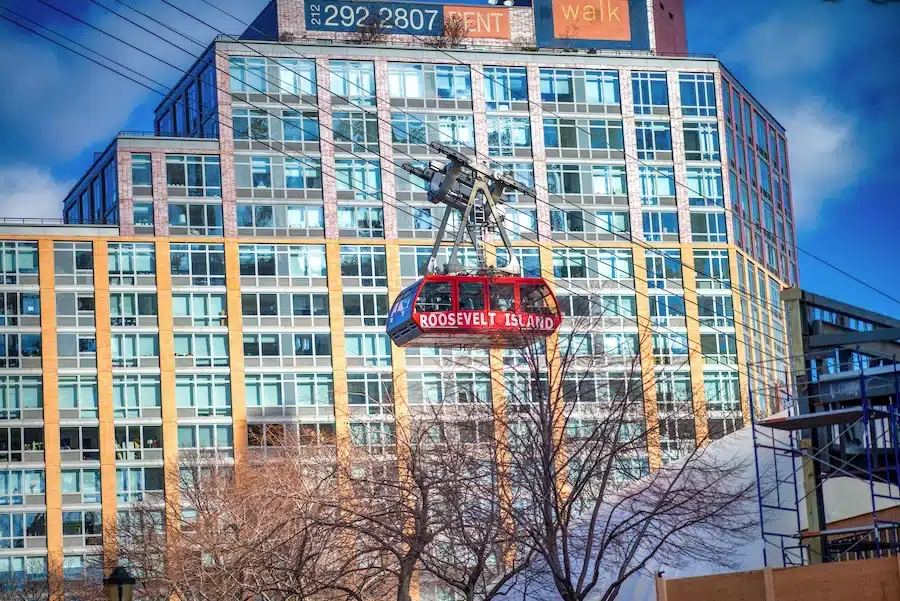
[0,218,118,226]
[214,34,717,60]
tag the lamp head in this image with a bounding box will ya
[104,566,136,601]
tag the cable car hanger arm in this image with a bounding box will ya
[402,141,522,276]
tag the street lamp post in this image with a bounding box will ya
[104,566,136,601]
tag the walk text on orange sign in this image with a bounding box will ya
[551,0,631,41]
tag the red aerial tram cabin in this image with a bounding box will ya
[387,274,562,349]
[387,143,563,349]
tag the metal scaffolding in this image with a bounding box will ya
[752,289,900,566]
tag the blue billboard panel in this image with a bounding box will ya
[306,1,445,35]
[533,0,650,50]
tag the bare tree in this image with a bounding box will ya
[490,300,757,601]
[427,14,470,49]
[327,393,532,601]
[65,289,754,601]
[349,15,389,45]
[109,450,386,601]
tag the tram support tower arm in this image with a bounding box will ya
[401,142,530,276]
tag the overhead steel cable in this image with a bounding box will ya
[97,0,789,366]
[167,0,790,320]
[31,0,790,392]
[1,4,783,410]
[0,7,752,450]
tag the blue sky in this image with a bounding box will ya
[0,0,898,314]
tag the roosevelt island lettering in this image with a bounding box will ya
[551,0,631,41]
[418,311,556,330]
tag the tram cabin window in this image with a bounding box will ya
[416,282,452,312]
[521,284,553,315]
[459,283,485,311]
[490,284,516,311]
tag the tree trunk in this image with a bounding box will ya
[397,556,417,601]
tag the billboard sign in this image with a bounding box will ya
[305,0,519,37]
[533,0,650,49]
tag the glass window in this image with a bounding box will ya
[113,374,161,419]
[540,69,575,102]
[550,210,585,233]
[337,206,384,238]
[165,155,221,197]
[173,333,229,367]
[133,203,153,227]
[487,117,531,156]
[435,65,471,99]
[546,164,583,195]
[645,249,682,288]
[343,293,388,326]
[286,158,322,189]
[631,72,668,114]
[694,250,731,289]
[232,108,270,140]
[293,334,332,357]
[686,168,724,207]
[176,374,231,417]
[229,57,267,93]
[339,246,387,286]
[594,211,630,234]
[683,122,721,162]
[642,211,680,241]
[639,166,675,205]
[691,212,728,243]
[589,165,627,196]
[131,154,151,186]
[170,243,226,286]
[238,244,326,278]
[335,159,382,202]
[345,334,392,367]
[635,121,672,159]
[388,63,424,98]
[334,111,379,152]
[167,203,223,236]
[437,115,474,147]
[329,60,376,106]
[391,113,428,145]
[0,242,38,277]
[541,69,619,106]
[282,110,319,141]
[58,376,97,418]
[292,293,329,316]
[680,73,717,117]
[483,66,527,111]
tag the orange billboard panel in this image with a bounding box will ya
[444,6,511,39]
[551,0,631,41]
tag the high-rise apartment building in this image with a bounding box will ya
[1,0,795,589]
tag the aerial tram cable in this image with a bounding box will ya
[201,0,787,317]
[21,2,787,372]
[179,0,784,315]
[0,11,767,415]
[122,0,795,354]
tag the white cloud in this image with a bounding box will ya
[0,167,71,220]
[773,99,866,226]
[719,5,895,230]
[732,14,834,81]
[0,0,270,163]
